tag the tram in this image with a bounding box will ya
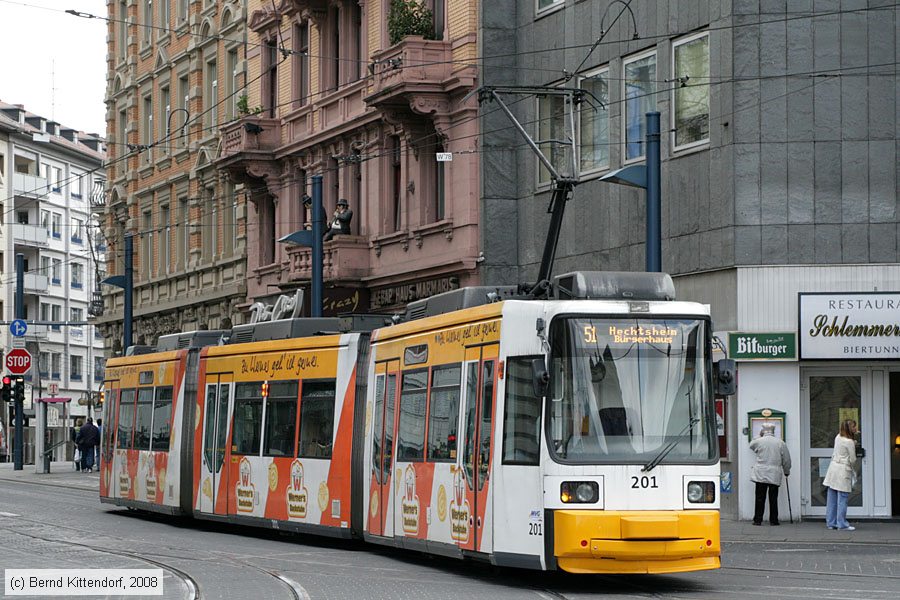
[100,270,733,574]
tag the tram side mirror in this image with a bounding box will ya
[714,359,737,396]
[531,359,550,398]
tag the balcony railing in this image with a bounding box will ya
[24,324,49,339]
[12,223,49,247]
[219,117,282,159]
[23,273,49,293]
[368,37,453,104]
[13,173,49,198]
[284,236,370,282]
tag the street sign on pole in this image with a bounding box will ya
[9,319,27,337]
[5,348,32,375]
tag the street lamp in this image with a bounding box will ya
[599,111,662,272]
[277,174,324,317]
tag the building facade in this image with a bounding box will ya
[215,0,481,313]
[100,0,249,350]
[481,1,900,520]
[0,101,106,461]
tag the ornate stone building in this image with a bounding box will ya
[99,0,249,351]
[215,0,481,313]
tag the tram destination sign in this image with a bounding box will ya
[799,292,900,360]
[728,332,796,361]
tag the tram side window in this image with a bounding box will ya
[397,370,427,461]
[133,387,154,451]
[116,389,136,449]
[501,357,542,465]
[427,365,461,461]
[298,380,336,458]
[151,386,173,452]
[263,381,299,457]
[233,382,264,455]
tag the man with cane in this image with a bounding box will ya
[749,422,792,526]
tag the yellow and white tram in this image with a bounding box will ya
[100,271,729,574]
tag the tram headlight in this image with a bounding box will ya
[687,481,716,503]
[560,481,599,504]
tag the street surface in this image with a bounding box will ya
[1,465,899,599]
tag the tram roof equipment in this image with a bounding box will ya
[553,271,676,302]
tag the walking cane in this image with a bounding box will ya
[785,474,793,524]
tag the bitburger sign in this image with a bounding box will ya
[799,292,900,359]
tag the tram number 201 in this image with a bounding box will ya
[631,475,659,489]
[528,523,543,536]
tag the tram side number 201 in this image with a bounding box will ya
[631,475,659,489]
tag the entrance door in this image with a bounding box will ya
[199,373,233,514]
[459,344,499,553]
[802,371,871,517]
[368,360,399,537]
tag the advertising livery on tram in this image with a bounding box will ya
[100,271,735,575]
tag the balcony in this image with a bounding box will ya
[284,236,370,283]
[219,116,281,159]
[12,223,49,247]
[23,273,49,294]
[13,173,49,199]
[24,324,48,340]
[368,37,453,102]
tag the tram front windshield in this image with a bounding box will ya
[548,317,716,464]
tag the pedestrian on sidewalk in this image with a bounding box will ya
[749,422,792,526]
[72,418,83,471]
[823,419,858,531]
[76,417,100,473]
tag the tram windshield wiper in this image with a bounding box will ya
[641,417,700,473]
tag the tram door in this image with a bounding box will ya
[459,344,499,553]
[199,373,233,515]
[100,380,120,498]
[368,360,400,537]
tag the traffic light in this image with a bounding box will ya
[13,378,25,404]
[98,389,105,405]
[1,376,10,404]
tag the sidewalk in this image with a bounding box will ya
[722,518,900,544]
[0,460,99,491]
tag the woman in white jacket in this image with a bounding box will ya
[822,419,858,531]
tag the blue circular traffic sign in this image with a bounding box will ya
[9,319,27,337]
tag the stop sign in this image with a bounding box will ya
[5,348,32,375]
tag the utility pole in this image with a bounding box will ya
[13,253,24,470]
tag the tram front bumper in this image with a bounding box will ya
[553,510,720,574]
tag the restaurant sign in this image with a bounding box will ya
[799,292,900,359]
[370,276,459,310]
[728,332,796,361]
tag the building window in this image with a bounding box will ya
[72,218,84,244]
[142,0,153,46]
[71,174,83,198]
[39,352,50,378]
[41,210,50,233]
[51,259,61,284]
[94,357,105,380]
[347,0,362,83]
[389,135,401,232]
[118,0,128,59]
[117,108,127,162]
[434,143,445,221]
[579,68,610,173]
[71,262,84,289]
[51,213,61,238]
[426,0,444,40]
[51,353,61,380]
[159,0,169,31]
[178,74,189,146]
[293,21,309,107]
[327,5,339,90]
[205,59,218,128]
[672,32,710,150]
[40,302,50,322]
[259,194,275,265]
[177,0,187,24]
[142,210,153,279]
[142,95,153,163]
[160,204,170,274]
[222,181,235,256]
[177,197,188,268]
[623,50,657,161]
[160,86,170,152]
[536,92,568,185]
[51,305,61,331]
[70,355,83,381]
[71,307,83,322]
[226,49,239,119]
[264,39,278,117]
[537,0,564,14]
[40,256,50,275]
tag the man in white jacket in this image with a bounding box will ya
[749,423,792,526]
